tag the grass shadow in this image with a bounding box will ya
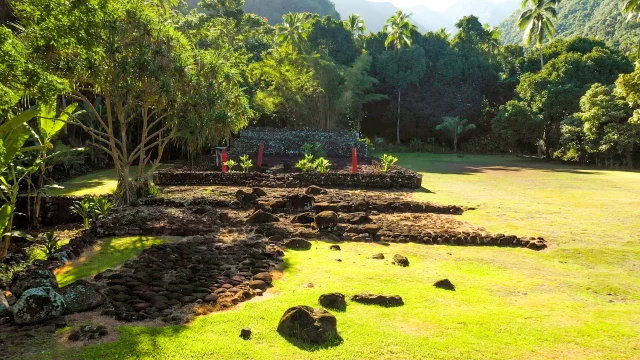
[280,334,344,351]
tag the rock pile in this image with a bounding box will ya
[99,235,282,323]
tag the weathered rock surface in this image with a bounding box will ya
[319,293,346,311]
[0,291,10,318]
[12,287,66,324]
[305,186,327,196]
[246,210,279,224]
[291,212,315,224]
[277,305,338,344]
[284,238,312,250]
[371,253,385,260]
[58,280,106,313]
[10,269,58,298]
[68,325,108,342]
[351,293,404,307]
[329,245,341,251]
[315,211,339,232]
[433,279,456,291]
[392,254,410,267]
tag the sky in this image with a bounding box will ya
[371,0,513,13]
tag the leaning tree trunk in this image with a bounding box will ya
[396,90,401,145]
[539,46,545,69]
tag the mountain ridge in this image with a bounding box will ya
[499,0,640,53]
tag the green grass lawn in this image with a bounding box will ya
[47,168,120,196]
[35,154,640,359]
[47,165,164,196]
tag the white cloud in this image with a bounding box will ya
[370,0,509,13]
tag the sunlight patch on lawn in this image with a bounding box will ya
[55,236,175,287]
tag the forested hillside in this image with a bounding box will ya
[499,0,640,53]
[243,0,339,24]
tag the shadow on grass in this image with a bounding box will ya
[280,334,344,351]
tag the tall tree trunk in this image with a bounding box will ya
[539,46,544,69]
[627,152,634,169]
[454,136,458,153]
[396,90,401,145]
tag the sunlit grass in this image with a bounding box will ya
[55,236,174,287]
[47,165,167,197]
[33,154,640,359]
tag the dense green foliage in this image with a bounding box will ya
[243,0,339,25]
[500,0,640,54]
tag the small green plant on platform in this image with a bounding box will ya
[94,196,114,219]
[296,154,316,172]
[314,157,331,173]
[224,159,237,172]
[71,198,93,229]
[380,154,399,173]
[37,231,62,257]
[239,155,252,173]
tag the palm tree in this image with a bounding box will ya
[344,13,367,37]
[483,24,502,60]
[385,11,417,144]
[623,0,640,20]
[276,13,312,53]
[436,117,476,152]
[436,28,450,41]
[385,10,417,50]
[517,0,560,69]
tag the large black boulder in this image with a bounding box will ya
[314,211,339,232]
[351,293,404,307]
[12,287,66,324]
[58,280,106,313]
[10,269,59,298]
[246,210,279,224]
[319,293,347,311]
[277,305,338,344]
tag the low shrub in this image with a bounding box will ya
[380,154,399,173]
[240,155,253,173]
[224,159,237,171]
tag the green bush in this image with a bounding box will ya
[224,159,237,171]
[240,155,253,173]
[296,154,316,172]
[314,157,331,173]
[70,198,93,230]
[37,231,62,257]
[70,195,113,229]
[380,154,399,173]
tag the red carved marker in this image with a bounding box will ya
[257,142,264,168]
[222,148,228,173]
[352,148,358,173]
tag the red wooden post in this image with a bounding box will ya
[221,148,228,173]
[352,147,358,173]
[257,142,264,168]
